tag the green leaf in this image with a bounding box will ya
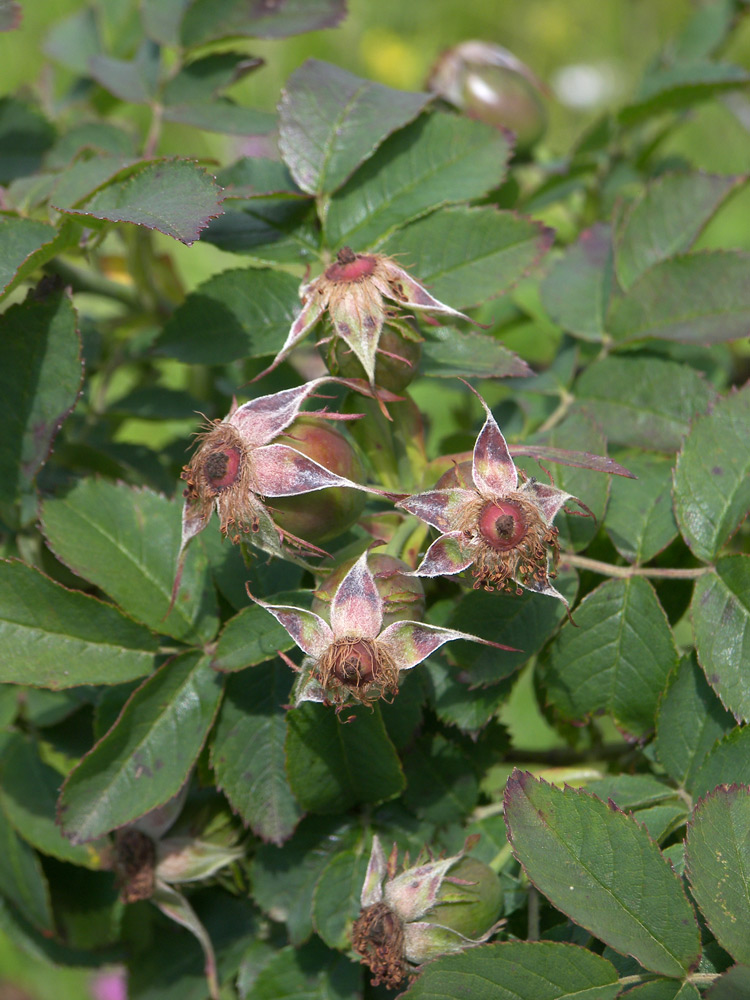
[155,267,300,363]
[0,98,55,184]
[312,847,370,950]
[325,112,511,249]
[162,52,261,105]
[692,557,750,723]
[0,288,82,526]
[54,159,224,245]
[0,806,53,933]
[420,325,532,379]
[619,61,750,127]
[685,784,750,964]
[691,727,750,799]
[58,652,223,843]
[542,577,678,736]
[618,983,699,999]
[180,0,347,46]
[574,355,716,452]
[247,938,361,1000]
[505,772,700,977]
[0,559,158,688]
[605,453,678,564]
[285,703,405,813]
[251,816,358,945]
[540,223,613,341]
[212,664,302,846]
[615,172,744,290]
[707,966,750,999]
[632,803,689,842]
[423,659,512,734]
[399,941,620,1000]
[202,194,318,262]
[49,156,138,210]
[674,384,750,561]
[655,653,736,790]
[89,49,158,104]
[211,604,297,672]
[162,99,276,136]
[609,252,750,345]
[0,216,57,296]
[41,479,219,645]
[584,774,680,811]
[141,0,188,45]
[0,734,109,868]
[403,734,479,824]
[378,205,552,309]
[278,59,431,196]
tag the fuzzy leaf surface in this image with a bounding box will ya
[378,205,553,308]
[400,941,620,1000]
[0,560,158,688]
[58,652,223,843]
[325,111,511,249]
[540,223,613,341]
[41,479,219,645]
[674,384,750,561]
[605,453,678,563]
[543,577,677,736]
[212,664,302,845]
[285,702,404,813]
[279,59,431,195]
[505,772,700,977]
[692,556,750,723]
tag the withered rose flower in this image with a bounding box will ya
[398,388,592,604]
[254,246,472,385]
[247,551,516,707]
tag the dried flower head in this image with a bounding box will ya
[254,246,472,385]
[352,835,504,988]
[398,388,592,604]
[247,550,517,707]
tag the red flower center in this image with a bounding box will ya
[478,500,527,551]
[325,247,377,283]
[332,639,379,686]
[203,447,241,490]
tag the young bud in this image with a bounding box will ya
[312,554,425,628]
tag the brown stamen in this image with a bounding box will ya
[352,902,406,989]
[114,829,156,904]
[315,637,399,705]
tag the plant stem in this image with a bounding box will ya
[44,259,140,308]
[488,842,514,873]
[527,886,540,940]
[560,553,713,580]
[618,972,718,989]
[537,389,574,434]
[144,102,163,158]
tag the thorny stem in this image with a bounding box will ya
[561,553,713,580]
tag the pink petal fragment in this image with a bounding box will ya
[472,406,517,497]
[250,294,326,384]
[361,835,387,907]
[414,532,474,577]
[383,262,472,322]
[522,480,573,524]
[253,443,368,497]
[246,593,333,658]
[379,619,517,671]
[331,551,383,639]
[397,488,476,532]
[180,500,213,556]
[230,376,330,446]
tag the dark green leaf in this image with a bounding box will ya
[400,941,620,1000]
[312,847,369,951]
[619,62,750,127]
[0,288,82,525]
[585,774,679,811]
[325,111,512,249]
[542,577,678,736]
[49,156,137,210]
[285,703,404,813]
[692,556,750,723]
[505,772,700,977]
[0,559,158,688]
[605,453,678,563]
[212,664,302,846]
[540,223,613,341]
[423,658,512,734]
[632,803,689,842]
[403,734,479,824]
[162,52,262,105]
[202,194,318,261]
[251,816,358,945]
[0,98,55,183]
[247,938,361,1000]
[217,157,302,197]
[691,726,750,799]
[45,123,135,168]
[55,160,224,245]
[156,267,300,363]
[619,983,699,999]
[41,479,219,645]
[43,7,100,75]
[0,806,53,932]
[162,100,276,136]
[89,50,158,104]
[708,966,750,999]
[58,652,223,843]
[655,653,736,790]
[141,0,189,45]
[674,384,750,561]
[420,325,531,379]
[609,252,750,345]
[378,205,553,308]
[278,59,431,196]
[0,733,109,867]
[181,0,346,46]
[574,355,716,452]
[210,604,297,671]
[686,784,750,964]
[615,173,744,290]
[0,216,57,296]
